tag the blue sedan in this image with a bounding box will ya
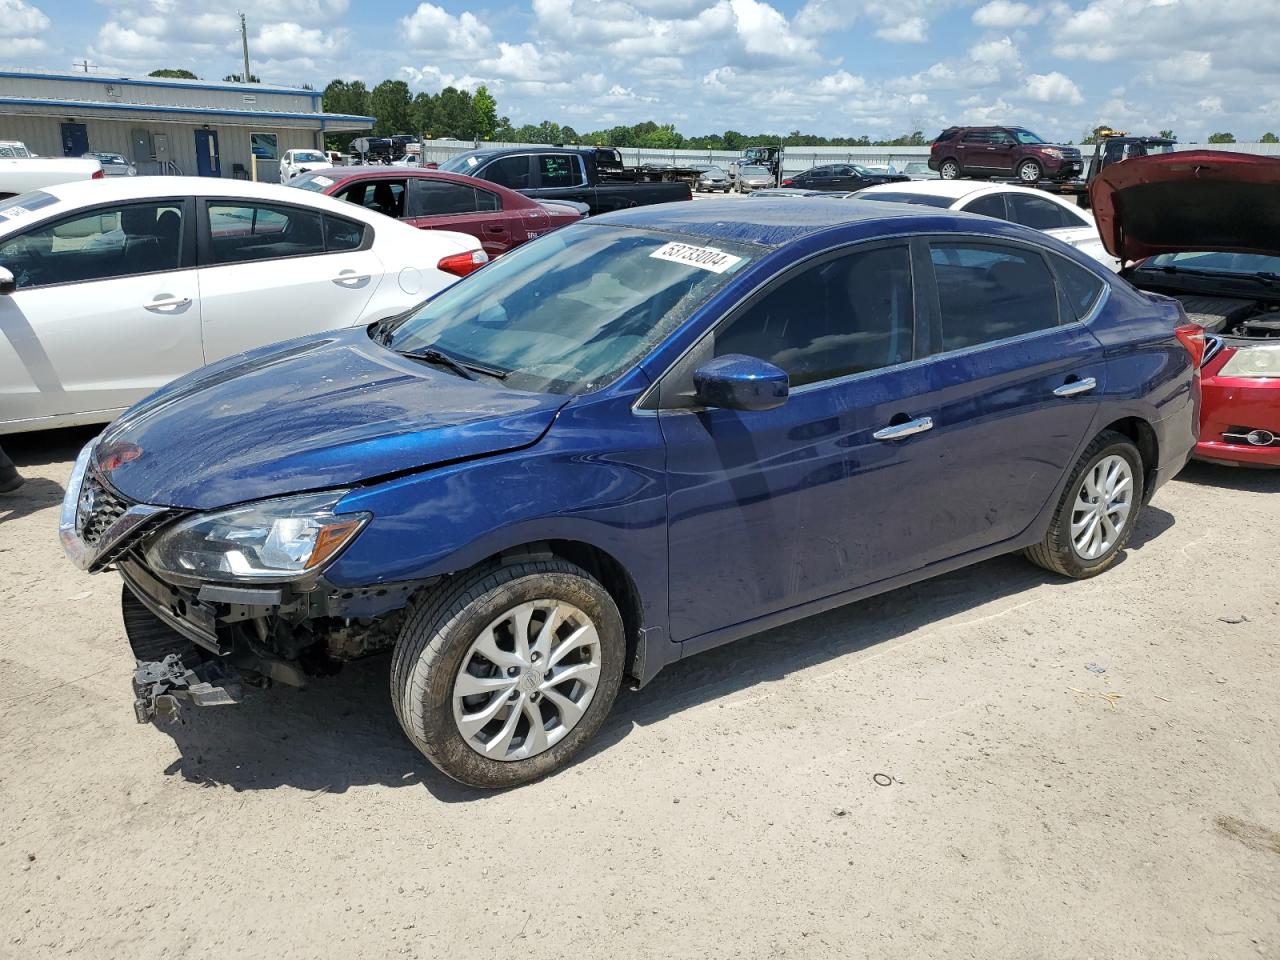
[60,199,1201,788]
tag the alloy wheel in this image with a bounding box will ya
[1070,454,1134,560]
[451,599,602,762]
[1019,161,1041,182]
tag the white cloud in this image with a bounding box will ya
[0,0,48,37]
[729,0,820,62]
[400,3,493,56]
[1025,70,1083,104]
[972,0,1043,28]
[968,36,1020,66]
[876,15,928,42]
[254,21,345,59]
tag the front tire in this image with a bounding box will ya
[390,559,625,789]
[939,158,961,179]
[1024,431,1145,579]
[1017,159,1043,182]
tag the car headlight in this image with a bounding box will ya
[1041,148,1064,159]
[145,491,370,583]
[1218,344,1280,378]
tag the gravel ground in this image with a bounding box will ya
[1,426,1277,960]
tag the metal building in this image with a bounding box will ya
[0,69,372,179]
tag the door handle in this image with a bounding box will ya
[1053,376,1097,397]
[332,270,371,286]
[483,225,506,234]
[144,296,191,311]
[873,416,933,441]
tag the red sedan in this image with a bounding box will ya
[1092,151,1280,467]
[290,167,584,259]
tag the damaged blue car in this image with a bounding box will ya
[60,198,1200,788]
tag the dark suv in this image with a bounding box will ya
[930,126,1083,182]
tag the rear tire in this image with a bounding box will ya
[1024,431,1145,579]
[390,559,625,789]
[939,159,961,179]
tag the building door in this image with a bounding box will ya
[194,129,221,177]
[130,128,153,164]
[60,123,88,157]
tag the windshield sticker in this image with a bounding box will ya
[649,241,744,274]
[311,175,334,187]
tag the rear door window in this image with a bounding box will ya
[961,193,1009,220]
[536,155,583,188]
[408,179,481,217]
[1006,193,1084,230]
[206,202,326,264]
[929,241,1059,352]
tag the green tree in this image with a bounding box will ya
[1158,129,1175,139]
[222,73,260,83]
[149,68,198,79]
[1260,132,1279,143]
[722,129,745,151]
[493,116,514,141]
[322,79,372,151]
[472,85,498,141]
[369,79,412,137]
[559,125,579,144]
[410,92,436,137]
[434,87,475,139]
[1207,131,1236,143]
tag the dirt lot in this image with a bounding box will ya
[2,426,1277,960]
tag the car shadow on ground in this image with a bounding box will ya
[150,504,1177,802]
[1175,460,1278,494]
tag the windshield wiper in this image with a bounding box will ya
[1150,264,1278,286]
[399,346,508,381]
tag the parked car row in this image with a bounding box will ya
[50,150,1280,793]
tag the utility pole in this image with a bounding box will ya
[239,12,252,84]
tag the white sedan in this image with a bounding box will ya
[0,177,486,435]
[856,180,1119,271]
[278,149,333,183]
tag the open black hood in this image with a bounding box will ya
[1090,150,1280,262]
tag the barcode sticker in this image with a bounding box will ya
[649,241,744,274]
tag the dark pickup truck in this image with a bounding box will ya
[438,147,691,215]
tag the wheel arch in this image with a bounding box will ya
[440,537,649,685]
[1099,416,1159,502]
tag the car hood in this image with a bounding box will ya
[97,327,567,511]
[1090,150,1280,262]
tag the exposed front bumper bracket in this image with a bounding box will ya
[132,654,243,724]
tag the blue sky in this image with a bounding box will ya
[6,0,1280,141]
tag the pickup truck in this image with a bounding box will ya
[438,147,691,215]
[0,142,102,199]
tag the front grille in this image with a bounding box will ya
[78,472,129,547]
[75,471,175,569]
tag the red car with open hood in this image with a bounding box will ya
[1092,150,1280,467]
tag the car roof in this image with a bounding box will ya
[592,196,1003,248]
[858,180,1092,213]
[296,165,536,206]
[3,176,419,232]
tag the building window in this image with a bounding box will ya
[250,133,278,160]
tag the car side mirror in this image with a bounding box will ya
[0,266,16,296]
[691,354,789,412]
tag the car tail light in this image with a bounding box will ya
[781,178,793,186]
[1175,322,1206,368]
[92,169,104,180]
[437,249,489,277]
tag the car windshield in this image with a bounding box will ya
[1142,252,1280,275]
[741,166,769,175]
[1011,129,1047,145]
[703,166,726,176]
[294,152,327,163]
[439,153,484,172]
[850,165,879,176]
[904,162,929,172]
[0,144,31,158]
[385,224,759,395]
[857,192,954,208]
[93,154,127,164]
